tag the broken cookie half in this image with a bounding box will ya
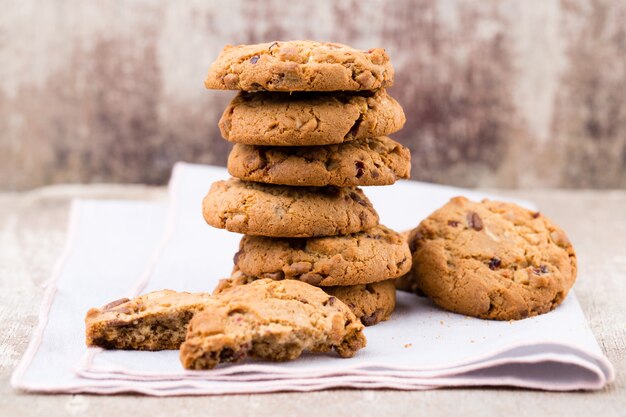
[180,278,366,370]
[85,290,212,350]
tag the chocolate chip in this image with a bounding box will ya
[219,348,245,362]
[447,220,459,227]
[355,161,365,178]
[466,212,484,231]
[320,186,341,198]
[361,310,381,326]
[371,170,379,178]
[327,296,336,306]
[531,265,549,275]
[532,212,541,218]
[488,257,501,270]
[249,55,259,64]
[349,192,368,206]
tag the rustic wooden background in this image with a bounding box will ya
[1,0,625,190]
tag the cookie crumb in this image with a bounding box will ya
[404,343,412,348]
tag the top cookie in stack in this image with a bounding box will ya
[202,41,412,326]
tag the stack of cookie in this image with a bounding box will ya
[202,40,412,326]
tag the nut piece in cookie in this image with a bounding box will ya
[85,290,212,350]
[202,178,379,237]
[220,90,405,146]
[180,279,366,370]
[227,136,411,187]
[215,271,397,327]
[405,196,577,320]
[233,225,411,286]
[205,40,394,92]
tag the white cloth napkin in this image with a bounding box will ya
[12,163,615,395]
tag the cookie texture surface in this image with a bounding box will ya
[232,225,411,286]
[85,290,212,350]
[405,197,577,320]
[179,279,366,370]
[228,136,411,187]
[202,178,379,237]
[215,273,396,327]
[219,89,405,146]
[325,280,396,326]
[205,40,394,92]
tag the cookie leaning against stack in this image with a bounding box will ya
[202,40,412,329]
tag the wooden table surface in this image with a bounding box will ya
[0,185,624,416]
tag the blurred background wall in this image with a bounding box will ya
[1,0,625,190]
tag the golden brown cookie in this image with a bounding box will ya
[205,40,394,92]
[405,197,577,320]
[85,290,212,350]
[219,89,405,146]
[227,136,411,187]
[179,279,366,370]
[202,178,379,237]
[231,225,411,286]
[214,272,396,327]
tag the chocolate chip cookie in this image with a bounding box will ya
[219,89,405,146]
[205,40,394,91]
[227,136,411,187]
[232,225,411,286]
[405,197,577,320]
[202,178,379,237]
[215,272,397,326]
[179,279,366,370]
[85,290,212,350]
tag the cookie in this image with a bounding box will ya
[85,290,212,350]
[202,178,379,237]
[232,225,411,286]
[179,279,366,369]
[227,136,411,187]
[405,196,577,320]
[215,272,396,327]
[219,89,405,146]
[205,40,394,92]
